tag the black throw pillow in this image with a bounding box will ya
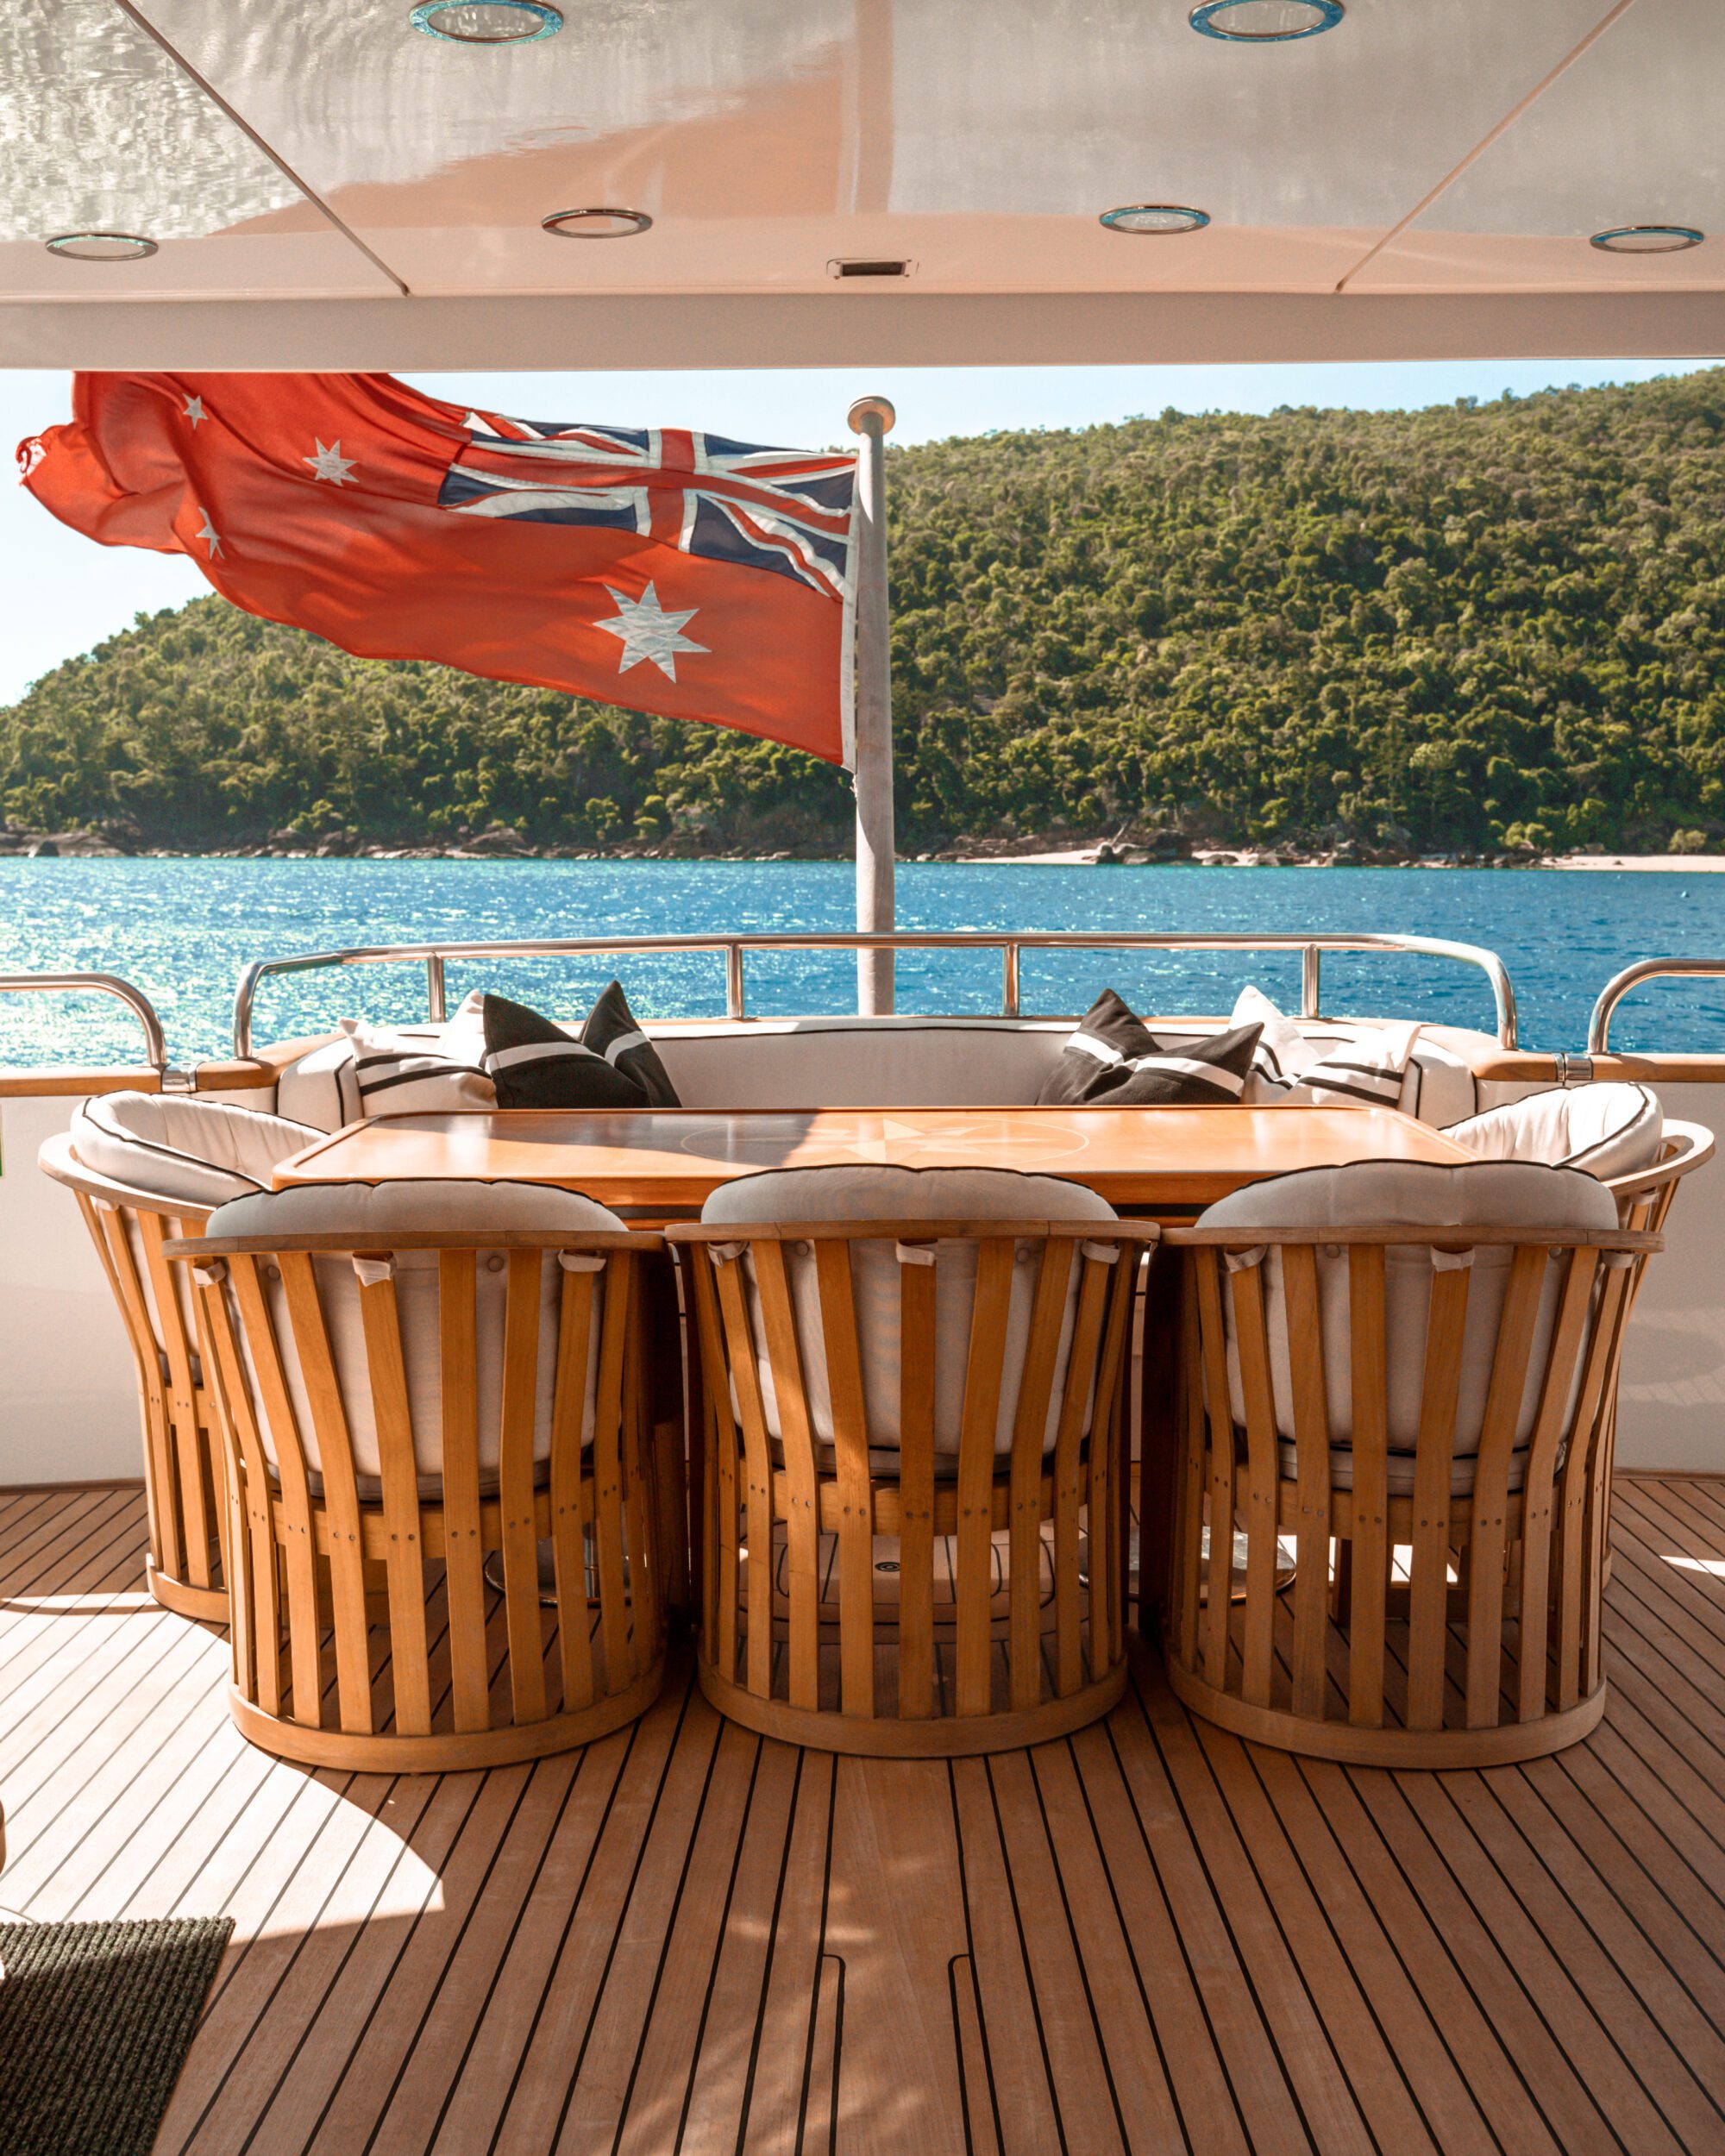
[479,982,681,1111]
[1037,988,1263,1106]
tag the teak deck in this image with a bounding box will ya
[4,1475,1725,2154]
[273,1105,1475,1218]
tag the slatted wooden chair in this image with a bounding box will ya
[1163,1159,1659,1765]
[670,1164,1154,1756]
[169,1181,667,1771]
[38,1094,322,1620]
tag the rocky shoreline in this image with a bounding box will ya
[0,819,1711,871]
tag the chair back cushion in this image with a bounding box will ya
[72,1092,322,1211]
[203,1180,629,1495]
[1444,1082,1662,1183]
[1197,1159,1621,1495]
[701,1164,1120,1466]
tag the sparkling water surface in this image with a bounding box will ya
[0,858,1721,1067]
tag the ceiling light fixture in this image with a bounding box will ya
[410,2,562,43]
[1101,204,1210,235]
[1190,1,1343,41]
[1590,223,1703,254]
[44,231,158,261]
[541,207,652,239]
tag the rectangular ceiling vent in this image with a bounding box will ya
[828,257,914,279]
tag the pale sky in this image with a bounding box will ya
[1,357,1716,707]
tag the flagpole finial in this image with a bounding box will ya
[847,395,896,437]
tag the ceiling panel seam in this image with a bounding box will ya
[1331,0,1644,294]
[106,0,412,298]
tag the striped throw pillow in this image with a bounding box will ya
[478,983,681,1111]
[1233,985,1420,1109]
[336,1018,496,1119]
[1037,989,1263,1106]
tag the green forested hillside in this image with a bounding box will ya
[8,370,1725,856]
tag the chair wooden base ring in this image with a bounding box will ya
[226,1658,666,1773]
[1167,1654,1605,1768]
[697,1654,1126,1758]
[145,1557,227,1624]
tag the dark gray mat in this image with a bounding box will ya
[0,1916,233,2156]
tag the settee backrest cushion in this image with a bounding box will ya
[1197,1159,1621,1495]
[72,1092,323,1211]
[203,1179,628,1495]
[702,1163,1120,1466]
[1444,1082,1662,1184]
[270,1014,1482,1129]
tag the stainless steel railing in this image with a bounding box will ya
[1589,957,1725,1054]
[0,971,172,1070]
[232,929,1519,1057]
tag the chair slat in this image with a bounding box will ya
[248,1255,336,1732]
[98,1202,181,1581]
[589,1251,637,1702]
[1464,1245,1546,1729]
[622,1285,663,1669]
[713,1252,775,1701]
[1281,1244,1333,1722]
[1228,1257,1280,1710]
[897,1255,938,1720]
[1574,1262,1636,1702]
[498,1250,549,1724]
[549,1256,598,1716]
[956,1239,1017,1718]
[814,1242,875,1721]
[1008,1240,1073,1712]
[1346,1248,1389,1730]
[1088,1248,1136,1675]
[139,1211,212,1590]
[1173,1264,1207,1670]
[1195,1251,1236,1693]
[194,1266,274,1708]
[1406,1260,1471,1732]
[1515,1250,1597,1725]
[437,1250,490,1733]
[755,1241,821,1714]
[358,1269,432,1739]
[692,1253,739,1683]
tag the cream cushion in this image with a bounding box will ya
[702,1164,1122,1470]
[72,1092,322,1210]
[1198,1159,1622,1495]
[1444,1083,1662,1184]
[204,1179,629,1495]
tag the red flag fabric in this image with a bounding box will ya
[18,373,859,766]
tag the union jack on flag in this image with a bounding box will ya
[442,413,858,604]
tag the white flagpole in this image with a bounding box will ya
[848,394,896,1016]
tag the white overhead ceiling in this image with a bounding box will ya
[4,0,1723,367]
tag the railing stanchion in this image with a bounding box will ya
[1002,943,1020,1018]
[1302,945,1321,1020]
[725,943,747,1021]
[426,955,447,1025]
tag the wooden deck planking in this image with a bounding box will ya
[0,1476,1722,2153]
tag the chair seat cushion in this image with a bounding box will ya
[204,1179,630,1495]
[704,1163,1120,1463]
[72,1092,323,1211]
[1198,1158,1621,1495]
[1444,1082,1662,1183]
[1037,989,1262,1106]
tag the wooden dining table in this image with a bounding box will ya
[273,1101,1476,1641]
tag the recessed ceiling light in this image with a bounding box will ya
[1590,223,1704,254]
[44,231,158,261]
[1190,0,1343,41]
[541,207,653,239]
[1101,204,1210,236]
[410,2,561,43]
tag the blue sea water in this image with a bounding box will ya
[0,857,1722,1068]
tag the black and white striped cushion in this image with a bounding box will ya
[479,983,681,1112]
[1037,990,1262,1106]
[337,1020,496,1118]
[1233,986,1419,1110]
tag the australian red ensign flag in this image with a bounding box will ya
[18,373,860,765]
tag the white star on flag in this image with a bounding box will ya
[193,508,223,558]
[594,582,706,681]
[304,438,358,486]
[182,395,205,428]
